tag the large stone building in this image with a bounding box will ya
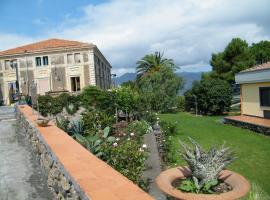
[0,38,112,104]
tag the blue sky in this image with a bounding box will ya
[0,0,270,75]
[0,0,103,35]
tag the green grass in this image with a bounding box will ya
[160,112,270,195]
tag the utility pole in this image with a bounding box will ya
[193,94,198,117]
[111,73,116,88]
[10,59,20,102]
[24,50,29,96]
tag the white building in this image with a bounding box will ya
[0,38,112,104]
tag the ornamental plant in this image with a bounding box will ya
[179,137,235,194]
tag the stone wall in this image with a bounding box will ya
[16,109,88,200]
[224,118,270,136]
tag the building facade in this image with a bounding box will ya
[0,39,111,104]
[235,62,270,119]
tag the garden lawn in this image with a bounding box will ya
[160,112,270,195]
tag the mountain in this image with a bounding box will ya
[114,71,203,93]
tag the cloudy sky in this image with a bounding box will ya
[0,0,270,75]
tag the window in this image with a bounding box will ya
[74,53,81,63]
[71,76,80,92]
[67,54,73,64]
[43,56,48,65]
[260,87,270,107]
[5,60,10,70]
[36,57,42,66]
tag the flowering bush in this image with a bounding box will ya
[101,140,148,189]
[82,109,114,135]
[125,120,152,137]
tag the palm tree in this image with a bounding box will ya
[136,52,176,79]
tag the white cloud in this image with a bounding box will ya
[1,0,270,75]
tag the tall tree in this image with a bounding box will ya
[136,52,176,79]
[210,38,255,83]
[251,40,270,64]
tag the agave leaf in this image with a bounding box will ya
[103,126,110,138]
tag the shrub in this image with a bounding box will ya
[81,109,114,135]
[184,79,232,115]
[113,86,139,115]
[79,86,115,114]
[37,93,79,116]
[176,96,185,112]
[140,111,158,126]
[159,120,179,136]
[55,115,70,133]
[125,120,152,137]
[102,140,148,188]
[73,127,116,157]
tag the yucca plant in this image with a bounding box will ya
[179,137,236,192]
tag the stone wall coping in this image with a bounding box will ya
[18,105,154,200]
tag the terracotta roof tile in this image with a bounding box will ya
[240,62,270,73]
[0,38,92,56]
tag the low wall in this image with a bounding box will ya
[16,105,154,200]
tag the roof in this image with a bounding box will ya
[0,38,93,57]
[240,62,270,73]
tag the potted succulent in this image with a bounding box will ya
[156,137,250,200]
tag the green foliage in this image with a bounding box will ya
[160,112,270,195]
[79,86,115,114]
[37,93,79,116]
[55,115,70,134]
[136,51,176,79]
[125,120,152,137]
[244,183,270,200]
[178,178,218,194]
[159,120,179,136]
[114,86,139,113]
[69,120,85,135]
[73,126,116,157]
[102,140,148,188]
[81,109,114,134]
[175,96,185,112]
[179,137,235,187]
[209,38,270,84]
[210,38,255,83]
[250,41,270,65]
[137,66,184,113]
[140,111,158,126]
[185,78,232,115]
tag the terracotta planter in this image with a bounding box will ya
[36,118,50,127]
[156,166,250,200]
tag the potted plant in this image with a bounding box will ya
[36,117,50,127]
[156,137,250,200]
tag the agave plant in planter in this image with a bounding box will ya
[156,137,250,200]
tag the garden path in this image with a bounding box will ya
[0,106,52,200]
[143,131,166,200]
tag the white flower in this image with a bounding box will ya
[157,117,160,120]
[130,132,135,136]
[123,133,126,136]
[127,137,130,141]
[139,148,144,152]
[142,144,147,149]
[113,142,118,147]
[116,138,120,141]
[146,110,149,113]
